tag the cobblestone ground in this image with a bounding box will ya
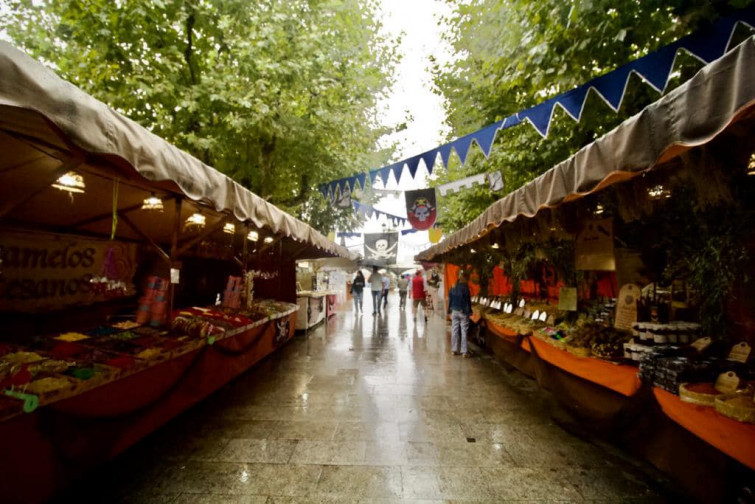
[60,297,672,503]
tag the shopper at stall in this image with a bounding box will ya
[448,271,472,357]
[381,272,390,310]
[368,266,383,315]
[397,274,409,309]
[412,269,427,322]
[351,271,365,314]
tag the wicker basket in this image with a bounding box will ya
[679,383,720,406]
[714,393,755,423]
[566,345,591,358]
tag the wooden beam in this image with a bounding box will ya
[174,217,228,257]
[70,194,176,229]
[119,212,171,264]
[0,153,48,174]
[0,156,83,220]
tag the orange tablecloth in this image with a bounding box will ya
[485,319,531,351]
[528,336,641,397]
[653,387,755,470]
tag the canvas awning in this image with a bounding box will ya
[417,36,755,262]
[0,41,352,260]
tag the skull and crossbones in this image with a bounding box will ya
[410,197,434,222]
[365,238,398,260]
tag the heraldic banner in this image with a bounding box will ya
[363,232,398,266]
[405,188,437,231]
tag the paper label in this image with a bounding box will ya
[523,309,532,319]
[728,342,751,363]
[691,336,712,352]
[575,218,616,271]
[514,307,525,317]
[558,287,578,311]
[615,284,640,330]
[546,314,556,326]
[170,268,180,284]
[714,371,740,394]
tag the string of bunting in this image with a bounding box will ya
[318,9,754,200]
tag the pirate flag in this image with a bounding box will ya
[405,188,437,231]
[363,232,398,266]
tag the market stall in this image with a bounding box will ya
[417,37,755,501]
[0,41,353,503]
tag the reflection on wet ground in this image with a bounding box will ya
[61,298,668,503]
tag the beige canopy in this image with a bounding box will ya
[0,41,351,260]
[417,36,755,262]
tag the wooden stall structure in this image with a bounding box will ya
[0,41,353,503]
[417,38,755,502]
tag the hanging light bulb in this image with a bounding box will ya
[223,223,235,234]
[52,172,86,193]
[647,184,671,199]
[247,230,259,242]
[141,193,163,211]
[747,153,755,175]
[491,243,500,249]
[263,236,274,244]
[185,213,206,229]
[594,203,605,215]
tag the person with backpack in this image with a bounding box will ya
[350,270,365,314]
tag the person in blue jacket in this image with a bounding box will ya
[447,271,472,357]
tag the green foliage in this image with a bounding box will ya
[1,0,398,233]
[433,0,754,232]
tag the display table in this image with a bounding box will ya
[0,303,297,503]
[295,291,328,330]
[653,387,755,470]
[528,336,642,397]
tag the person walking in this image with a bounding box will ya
[381,273,390,310]
[411,269,427,322]
[397,274,409,309]
[350,270,365,314]
[448,271,473,357]
[368,266,383,315]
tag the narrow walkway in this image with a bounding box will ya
[66,296,666,503]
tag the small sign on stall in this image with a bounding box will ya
[714,371,740,394]
[615,284,641,330]
[691,336,712,353]
[170,268,181,284]
[575,218,616,271]
[558,287,578,311]
[728,342,751,363]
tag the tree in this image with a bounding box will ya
[1,0,398,232]
[432,0,754,232]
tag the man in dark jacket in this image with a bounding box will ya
[447,271,472,357]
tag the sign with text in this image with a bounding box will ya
[575,218,616,271]
[0,229,137,312]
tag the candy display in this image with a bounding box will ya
[0,299,298,421]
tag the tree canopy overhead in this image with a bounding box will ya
[2,0,398,232]
[432,0,754,232]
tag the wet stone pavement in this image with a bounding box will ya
[62,298,670,503]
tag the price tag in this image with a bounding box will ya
[514,307,524,317]
[714,371,740,394]
[523,309,532,319]
[728,342,751,363]
[691,336,712,352]
[546,314,556,325]
[532,310,540,321]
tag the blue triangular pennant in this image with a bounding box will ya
[355,173,367,190]
[438,143,454,168]
[452,136,474,164]
[519,98,558,137]
[632,43,678,92]
[683,17,739,63]
[406,155,422,178]
[557,84,590,121]
[470,121,502,157]
[592,66,632,111]
[421,150,438,174]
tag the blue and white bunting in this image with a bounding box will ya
[319,8,754,198]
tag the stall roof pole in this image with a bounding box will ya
[119,212,170,264]
[169,198,182,323]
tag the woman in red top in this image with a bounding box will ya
[411,269,427,322]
